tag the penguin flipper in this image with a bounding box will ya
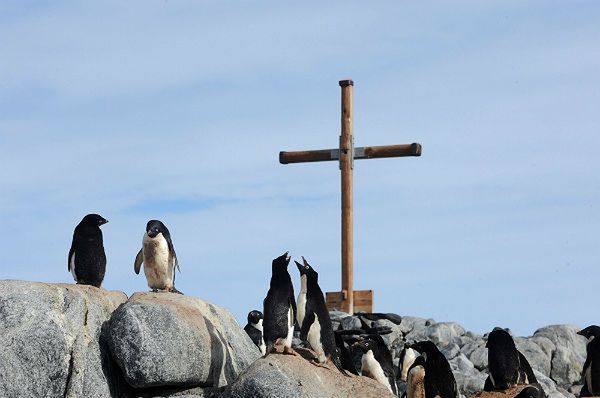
[134,249,143,274]
[300,312,315,342]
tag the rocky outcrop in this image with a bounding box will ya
[0,280,127,398]
[220,349,396,398]
[107,292,260,391]
[0,280,592,398]
[327,312,589,398]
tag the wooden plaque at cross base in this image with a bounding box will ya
[326,290,373,313]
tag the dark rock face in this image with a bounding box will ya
[107,292,260,390]
[0,280,127,398]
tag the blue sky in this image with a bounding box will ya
[1,1,599,336]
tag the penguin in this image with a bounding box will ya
[484,328,520,391]
[263,252,297,356]
[354,336,398,395]
[409,340,458,398]
[134,220,182,294]
[578,325,600,396]
[406,355,426,398]
[295,257,348,375]
[243,310,266,355]
[68,213,108,288]
[399,346,419,382]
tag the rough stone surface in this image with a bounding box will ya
[220,351,396,398]
[108,292,260,389]
[0,280,127,398]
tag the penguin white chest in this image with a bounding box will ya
[307,313,326,363]
[297,274,307,327]
[252,320,266,355]
[401,348,418,382]
[361,350,392,393]
[142,233,173,290]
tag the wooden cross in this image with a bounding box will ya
[279,79,422,315]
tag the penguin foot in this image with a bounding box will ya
[170,287,184,295]
[283,346,299,356]
[150,288,159,293]
[309,359,328,369]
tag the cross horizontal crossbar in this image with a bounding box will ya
[279,143,422,164]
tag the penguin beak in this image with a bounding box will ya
[100,218,108,225]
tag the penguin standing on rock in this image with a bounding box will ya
[68,213,108,288]
[134,220,182,294]
[295,257,348,375]
[354,336,398,395]
[263,252,297,356]
[244,310,266,355]
[484,328,520,391]
[578,325,600,396]
[409,340,458,398]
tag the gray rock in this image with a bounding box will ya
[328,311,350,323]
[469,344,488,371]
[339,316,362,331]
[398,315,431,335]
[0,280,127,398]
[221,351,396,398]
[534,368,558,394]
[453,369,486,397]
[515,337,552,376]
[533,325,586,387]
[450,353,476,373]
[427,322,466,345]
[441,342,461,360]
[108,292,260,389]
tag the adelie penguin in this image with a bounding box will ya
[484,328,520,390]
[263,252,297,356]
[134,220,182,294]
[578,325,600,396]
[354,335,398,395]
[68,213,108,288]
[244,310,266,355]
[295,257,348,375]
[409,340,458,398]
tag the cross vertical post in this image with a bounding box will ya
[339,79,354,314]
[278,78,422,315]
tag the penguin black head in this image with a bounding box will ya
[146,220,168,238]
[295,257,318,279]
[353,338,379,355]
[578,325,600,340]
[486,328,515,348]
[409,340,441,360]
[247,310,263,325]
[272,251,291,273]
[81,213,108,227]
[410,355,426,370]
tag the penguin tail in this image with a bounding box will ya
[332,353,350,377]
